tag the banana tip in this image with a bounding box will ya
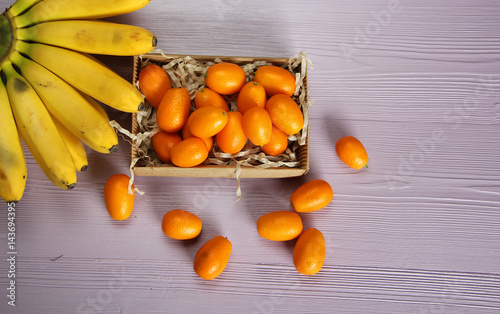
[109,145,119,153]
[67,183,76,190]
[80,165,88,172]
[138,102,145,111]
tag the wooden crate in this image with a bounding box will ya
[130,52,310,179]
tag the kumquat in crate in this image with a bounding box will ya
[129,51,312,183]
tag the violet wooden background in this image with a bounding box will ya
[1,0,500,313]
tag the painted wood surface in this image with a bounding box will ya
[1,0,500,313]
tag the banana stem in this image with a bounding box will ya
[0,10,13,64]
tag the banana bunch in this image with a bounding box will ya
[0,0,156,202]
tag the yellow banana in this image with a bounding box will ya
[1,0,158,200]
[10,51,119,153]
[16,41,144,113]
[51,115,88,172]
[79,92,110,121]
[8,0,41,17]
[16,20,157,56]
[15,0,151,28]
[2,60,76,190]
[0,65,27,203]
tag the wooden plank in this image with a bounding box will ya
[0,0,499,312]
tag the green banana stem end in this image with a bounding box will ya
[0,10,14,64]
